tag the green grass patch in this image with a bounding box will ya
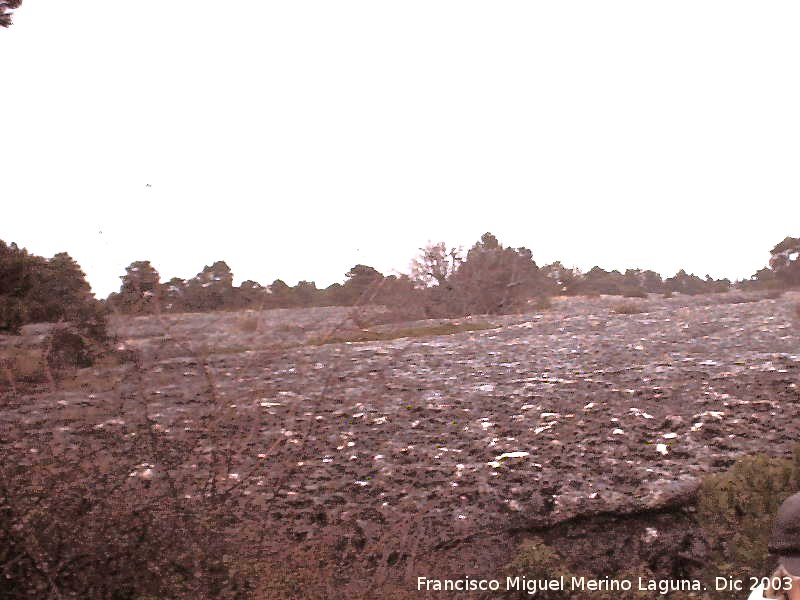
[306,322,494,346]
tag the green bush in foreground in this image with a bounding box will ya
[505,447,800,599]
[696,448,800,592]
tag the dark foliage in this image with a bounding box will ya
[107,260,162,314]
[46,326,94,372]
[0,0,21,28]
[0,241,107,342]
[101,232,791,319]
[664,269,728,296]
[769,236,800,287]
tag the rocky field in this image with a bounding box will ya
[3,292,799,596]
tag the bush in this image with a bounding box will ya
[695,449,800,591]
[0,296,24,334]
[503,538,576,599]
[0,459,248,599]
[612,302,647,315]
[764,288,785,300]
[0,370,255,599]
[0,241,109,343]
[622,287,648,298]
[406,234,551,318]
[46,326,96,373]
[237,313,260,333]
[503,539,658,600]
[0,348,46,391]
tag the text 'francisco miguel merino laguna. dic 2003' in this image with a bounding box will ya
[416,575,705,595]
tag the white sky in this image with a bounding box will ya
[2,1,799,297]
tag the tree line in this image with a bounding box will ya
[2,233,799,335]
[104,232,799,318]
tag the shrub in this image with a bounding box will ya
[764,288,785,300]
[622,287,648,298]
[45,326,96,373]
[0,296,24,334]
[237,313,260,333]
[695,449,800,591]
[612,302,647,315]
[449,234,546,316]
[245,548,333,600]
[0,457,248,599]
[769,236,800,287]
[503,538,576,599]
[0,347,46,392]
[0,241,109,345]
[503,539,658,600]
[406,234,551,318]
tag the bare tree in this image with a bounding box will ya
[409,242,462,288]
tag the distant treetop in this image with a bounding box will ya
[0,0,22,28]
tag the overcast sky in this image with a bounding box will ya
[3,1,799,297]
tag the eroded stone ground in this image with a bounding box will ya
[3,293,799,591]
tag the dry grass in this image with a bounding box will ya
[764,288,785,300]
[0,347,47,391]
[531,295,552,310]
[58,356,131,393]
[724,294,764,305]
[237,313,260,333]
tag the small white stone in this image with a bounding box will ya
[495,451,530,460]
[644,527,659,542]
